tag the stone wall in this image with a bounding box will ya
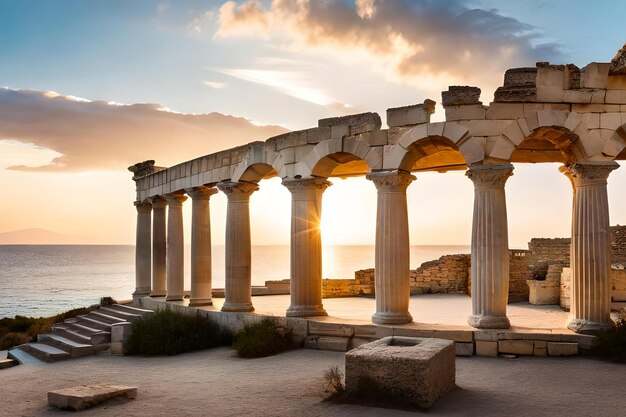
[560,267,572,310]
[611,225,626,264]
[322,271,375,298]
[410,255,470,295]
[509,250,533,302]
[528,238,571,279]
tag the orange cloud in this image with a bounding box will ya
[0,87,287,172]
[213,0,562,93]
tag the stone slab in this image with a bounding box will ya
[48,384,137,411]
[498,340,534,356]
[475,341,498,357]
[547,342,579,356]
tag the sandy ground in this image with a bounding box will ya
[1,348,625,417]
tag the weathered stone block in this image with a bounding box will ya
[110,322,132,355]
[498,340,534,355]
[442,86,481,106]
[387,100,435,127]
[547,342,578,356]
[486,103,524,120]
[319,112,381,131]
[455,342,474,356]
[444,104,487,121]
[503,67,537,87]
[345,337,455,409]
[536,63,565,102]
[48,385,137,411]
[527,280,560,305]
[606,89,626,104]
[304,335,349,352]
[581,62,611,89]
[475,341,498,356]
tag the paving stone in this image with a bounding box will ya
[48,384,137,411]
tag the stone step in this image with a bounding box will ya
[53,326,93,344]
[37,334,95,358]
[0,358,18,369]
[88,311,128,325]
[56,321,101,336]
[18,343,71,362]
[7,346,46,365]
[99,306,142,322]
[304,336,350,352]
[75,315,113,331]
[106,303,153,316]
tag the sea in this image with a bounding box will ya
[0,244,469,319]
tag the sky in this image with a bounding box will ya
[0,0,625,248]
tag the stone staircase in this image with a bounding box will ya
[6,303,152,365]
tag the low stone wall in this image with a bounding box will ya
[411,255,470,295]
[528,238,570,279]
[560,267,572,311]
[322,271,375,298]
[509,250,533,302]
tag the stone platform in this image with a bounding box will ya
[137,293,593,357]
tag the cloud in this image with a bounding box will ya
[203,80,227,89]
[0,87,287,172]
[213,0,563,93]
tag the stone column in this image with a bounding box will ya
[150,197,167,297]
[466,164,514,329]
[217,181,259,312]
[133,201,152,300]
[366,170,415,325]
[283,177,331,317]
[165,193,187,301]
[187,186,218,307]
[564,161,619,333]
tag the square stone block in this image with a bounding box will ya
[527,280,560,305]
[476,341,498,357]
[498,340,534,356]
[345,336,455,409]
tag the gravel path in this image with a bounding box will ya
[1,348,624,416]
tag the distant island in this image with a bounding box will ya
[0,228,88,244]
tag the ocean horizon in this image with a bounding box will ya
[0,244,470,319]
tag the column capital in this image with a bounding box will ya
[366,170,416,192]
[164,193,188,206]
[563,161,619,187]
[186,186,218,200]
[282,176,332,194]
[134,201,152,213]
[466,163,514,188]
[217,181,259,201]
[148,196,168,209]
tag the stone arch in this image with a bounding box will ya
[231,142,279,183]
[388,122,471,172]
[511,110,606,164]
[301,137,374,178]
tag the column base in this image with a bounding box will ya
[222,302,254,312]
[132,289,150,300]
[165,294,184,302]
[372,312,413,325]
[150,291,166,297]
[468,315,510,329]
[189,298,213,307]
[286,305,328,317]
[567,318,611,334]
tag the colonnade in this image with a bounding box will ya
[133,161,618,333]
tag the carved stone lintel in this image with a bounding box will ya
[217,181,259,201]
[564,161,619,187]
[282,177,332,193]
[186,186,218,200]
[366,170,416,191]
[164,193,188,206]
[466,164,514,188]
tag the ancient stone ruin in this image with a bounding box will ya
[130,45,626,334]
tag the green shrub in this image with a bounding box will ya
[126,308,231,356]
[593,319,626,363]
[0,332,31,350]
[233,317,293,358]
[100,296,117,306]
[323,366,345,395]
